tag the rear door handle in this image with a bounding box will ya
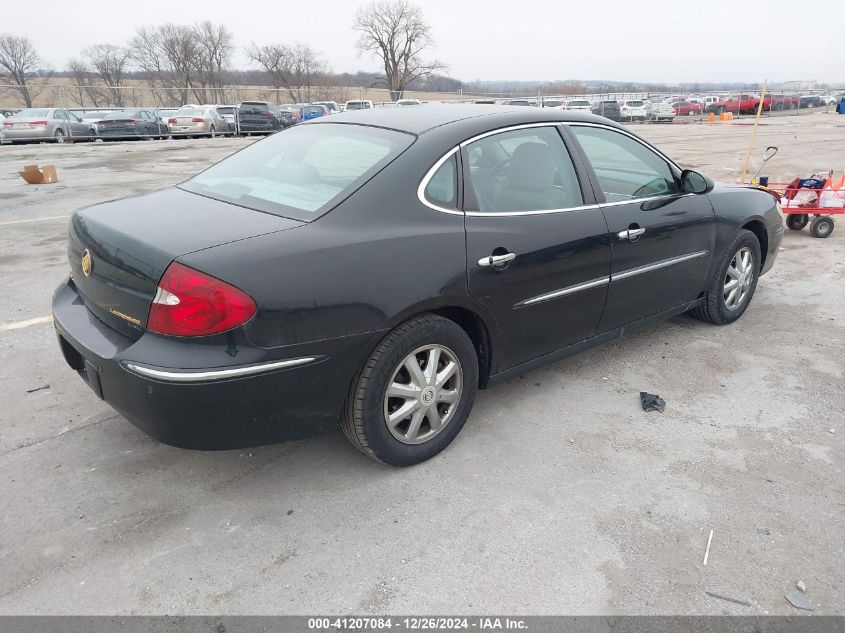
[617,228,646,241]
[478,252,517,267]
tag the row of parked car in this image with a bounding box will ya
[0,98,425,143]
[492,92,844,122]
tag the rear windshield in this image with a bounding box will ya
[345,102,368,110]
[15,108,51,118]
[176,107,206,116]
[240,103,272,113]
[81,112,108,119]
[103,111,140,119]
[568,100,590,106]
[217,107,234,114]
[627,101,644,107]
[542,100,562,107]
[303,106,324,114]
[182,124,414,221]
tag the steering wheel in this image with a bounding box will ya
[631,177,668,199]
[481,159,510,208]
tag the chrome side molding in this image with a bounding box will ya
[122,356,321,383]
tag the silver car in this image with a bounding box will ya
[1,108,95,143]
[166,106,228,138]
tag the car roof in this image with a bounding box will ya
[312,104,619,135]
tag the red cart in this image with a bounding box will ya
[759,182,842,238]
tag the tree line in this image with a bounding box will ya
[0,0,450,107]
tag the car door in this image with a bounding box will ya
[460,124,611,370]
[566,124,715,333]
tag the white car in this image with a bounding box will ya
[564,99,591,111]
[344,100,374,111]
[647,100,676,122]
[620,100,649,121]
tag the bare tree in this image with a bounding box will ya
[67,58,107,107]
[0,34,43,107]
[245,42,292,91]
[129,24,198,106]
[84,44,131,106]
[352,1,445,100]
[192,21,233,102]
[245,41,327,103]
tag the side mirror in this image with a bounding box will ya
[681,169,713,194]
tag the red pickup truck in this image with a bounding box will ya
[705,94,772,115]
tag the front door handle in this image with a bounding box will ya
[478,252,517,267]
[617,227,646,241]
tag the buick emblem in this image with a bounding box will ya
[81,249,93,277]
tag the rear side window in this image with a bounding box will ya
[464,126,583,213]
[570,126,680,202]
[423,153,457,209]
[182,124,414,220]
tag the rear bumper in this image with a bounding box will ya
[52,278,379,449]
[3,127,55,141]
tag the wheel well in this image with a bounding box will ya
[431,306,492,389]
[742,220,768,268]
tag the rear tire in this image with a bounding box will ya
[54,128,65,144]
[810,216,834,238]
[786,214,809,230]
[341,314,478,467]
[209,126,216,139]
[691,230,762,325]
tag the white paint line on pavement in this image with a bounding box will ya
[0,315,53,332]
[0,215,70,227]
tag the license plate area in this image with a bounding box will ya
[57,332,104,399]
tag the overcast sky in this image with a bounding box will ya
[6,0,844,85]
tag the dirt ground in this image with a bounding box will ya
[0,112,842,615]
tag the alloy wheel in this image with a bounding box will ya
[723,247,754,311]
[54,129,65,144]
[383,344,463,445]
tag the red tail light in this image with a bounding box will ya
[147,262,256,337]
[191,117,205,123]
[2,122,12,126]
[168,118,177,124]
[30,120,48,126]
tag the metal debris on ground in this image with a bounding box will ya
[797,580,807,593]
[705,591,751,607]
[756,527,771,535]
[785,588,815,611]
[640,392,666,413]
[702,529,714,565]
[26,385,50,393]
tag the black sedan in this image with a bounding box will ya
[53,106,783,466]
[96,109,169,140]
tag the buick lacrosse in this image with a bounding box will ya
[53,106,783,466]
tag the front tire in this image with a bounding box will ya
[691,230,762,325]
[342,314,478,466]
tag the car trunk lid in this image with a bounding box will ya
[68,187,303,339]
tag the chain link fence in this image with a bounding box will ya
[1,82,843,144]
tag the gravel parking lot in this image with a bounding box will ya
[1,114,843,615]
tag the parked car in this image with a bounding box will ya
[301,104,330,121]
[705,95,770,115]
[79,111,111,133]
[541,99,563,108]
[502,99,532,106]
[215,105,238,133]
[591,100,621,121]
[647,100,676,122]
[167,106,229,138]
[277,107,299,127]
[671,100,703,116]
[799,95,822,109]
[1,108,96,143]
[564,99,592,111]
[313,101,340,114]
[236,102,282,135]
[620,100,649,121]
[395,99,421,106]
[96,109,169,140]
[344,100,374,111]
[768,95,800,111]
[52,106,782,466]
